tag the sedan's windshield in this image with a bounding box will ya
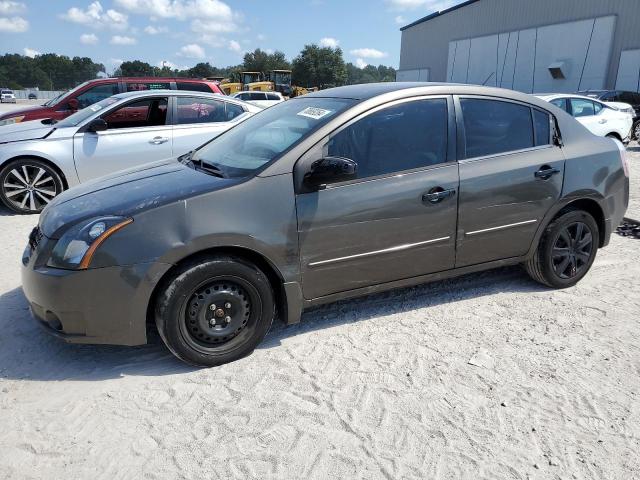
[43,81,90,107]
[192,97,354,178]
[56,96,120,127]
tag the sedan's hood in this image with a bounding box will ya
[39,159,237,238]
[0,119,54,144]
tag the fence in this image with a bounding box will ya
[10,90,65,100]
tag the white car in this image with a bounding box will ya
[0,90,261,214]
[1,89,16,103]
[232,91,285,108]
[537,94,633,143]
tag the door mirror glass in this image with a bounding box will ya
[304,157,357,188]
[68,98,79,111]
[87,118,108,132]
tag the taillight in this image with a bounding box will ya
[612,138,630,177]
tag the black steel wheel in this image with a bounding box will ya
[0,158,63,214]
[634,121,640,141]
[155,256,275,367]
[525,209,599,288]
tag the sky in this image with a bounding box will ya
[0,0,460,74]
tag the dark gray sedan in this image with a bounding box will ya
[21,83,630,366]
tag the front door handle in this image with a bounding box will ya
[149,136,169,145]
[422,188,456,204]
[534,166,561,180]
[598,118,607,124]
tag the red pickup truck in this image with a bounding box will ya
[0,77,224,126]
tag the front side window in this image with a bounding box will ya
[102,97,168,129]
[75,83,119,109]
[126,82,171,92]
[192,97,354,178]
[570,98,596,118]
[176,97,227,124]
[461,98,534,158]
[328,98,448,179]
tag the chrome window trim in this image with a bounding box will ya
[465,219,538,237]
[308,236,451,267]
[458,144,554,164]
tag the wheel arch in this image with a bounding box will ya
[0,154,69,189]
[146,245,290,328]
[605,132,623,142]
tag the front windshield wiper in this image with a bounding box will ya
[183,151,227,178]
[197,162,226,178]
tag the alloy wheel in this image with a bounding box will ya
[551,221,593,279]
[2,164,58,212]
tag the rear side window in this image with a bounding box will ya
[102,98,168,129]
[76,83,119,109]
[266,93,280,100]
[176,82,213,93]
[176,97,227,124]
[570,98,596,117]
[226,102,245,120]
[550,98,568,112]
[249,92,266,101]
[126,82,170,92]
[328,98,448,179]
[533,109,551,146]
[461,99,533,158]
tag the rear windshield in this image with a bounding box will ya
[1,90,12,94]
[192,97,354,178]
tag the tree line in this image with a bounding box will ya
[0,45,395,91]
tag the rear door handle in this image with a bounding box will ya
[422,188,456,204]
[534,166,561,180]
[149,136,169,145]
[598,119,607,124]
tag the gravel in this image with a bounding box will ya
[0,147,638,480]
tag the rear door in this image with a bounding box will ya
[172,96,248,156]
[455,96,564,267]
[73,96,172,181]
[296,96,459,299]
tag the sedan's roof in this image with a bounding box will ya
[303,82,455,100]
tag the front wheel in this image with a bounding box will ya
[0,158,64,214]
[633,121,640,141]
[525,210,599,288]
[155,256,275,367]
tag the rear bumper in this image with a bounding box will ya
[22,244,172,345]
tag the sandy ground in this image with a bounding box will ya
[0,149,638,480]
[0,99,42,116]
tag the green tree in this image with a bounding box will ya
[292,44,347,88]
[242,49,290,76]
[115,60,155,77]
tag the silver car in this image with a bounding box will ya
[0,90,261,214]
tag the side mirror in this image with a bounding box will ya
[303,156,357,188]
[68,98,79,111]
[87,118,108,133]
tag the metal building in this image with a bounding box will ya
[398,0,640,93]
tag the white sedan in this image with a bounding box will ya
[0,90,261,214]
[231,91,285,108]
[537,94,633,143]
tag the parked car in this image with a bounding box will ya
[21,83,629,367]
[232,91,284,108]
[578,89,640,140]
[537,94,633,143]
[28,92,38,100]
[0,90,260,213]
[0,77,225,126]
[1,89,16,103]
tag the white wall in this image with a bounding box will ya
[446,16,616,93]
[616,49,640,92]
[396,68,430,82]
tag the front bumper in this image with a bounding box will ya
[21,240,172,346]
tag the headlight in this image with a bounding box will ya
[0,115,25,126]
[47,216,133,270]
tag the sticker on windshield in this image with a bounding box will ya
[297,107,332,120]
[89,104,103,112]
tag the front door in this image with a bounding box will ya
[296,97,459,299]
[456,97,565,267]
[73,96,172,181]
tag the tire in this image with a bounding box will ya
[155,255,275,367]
[0,158,64,214]
[633,121,640,141]
[524,210,599,289]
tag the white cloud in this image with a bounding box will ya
[228,40,241,52]
[0,1,25,15]
[386,0,457,11]
[178,43,206,59]
[115,0,233,20]
[350,48,388,59]
[157,60,176,69]
[355,58,368,69]
[144,25,168,34]
[61,1,128,30]
[23,47,40,58]
[319,37,339,48]
[395,15,405,24]
[110,35,136,45]
[80,33,99,44]
[191,17,237,34]
[256,33,265,41]
[0,15,27,32]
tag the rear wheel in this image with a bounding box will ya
[633,121,640,141]
[155,256,275,367]
[525,210,599,288]
[0,158,63,214]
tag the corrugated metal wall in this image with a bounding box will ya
[399,0,640,91]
